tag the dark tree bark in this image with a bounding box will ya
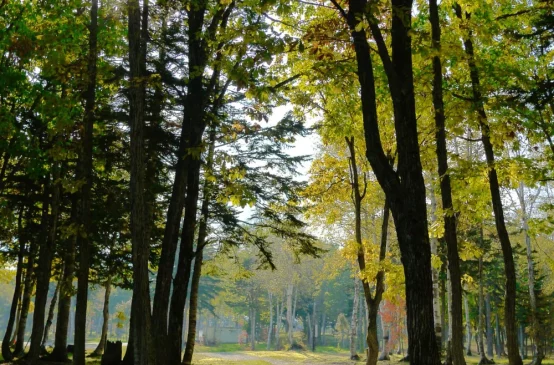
[28,167,61,361]
[182,127,215,365]
[166,4,235,363]
[152,5,234,363]
[49,198,77,362]
[429,0,466,363]
[14,236,36,357]
[91,276,112,357]
[335,0,441,363]
[11,301,21,346]
[73,1,98,364]
[41,278,60,350]
[1,206,26,361]
[128,0,153,364]
[454,6,523,365]
[121,292,135,365]
[149,3,187,355]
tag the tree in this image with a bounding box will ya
[73,1,99,363]
[329,0,441,363]
[127,0,152,364]
[454,5,524,364]
[428,0,466,363]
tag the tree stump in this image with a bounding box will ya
[101,340,122,365]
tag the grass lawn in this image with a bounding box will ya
[191,350,554,365]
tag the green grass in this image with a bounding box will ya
[313,345,351,354]
[191,349,554,365]
[194,343,252,352]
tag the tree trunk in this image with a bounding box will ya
[121,293,135,365]
[250,307,256,351]
[181,235,205,365]
[286,284,294,346]
[49,199,77,362]
[344,0,441,362]
[14,231,37,357]
[312,300,317,352]
[465,293,472,356]
[429,0,466,362]
[275,301,281,349]
[477,256,492,364]
[378,304,390,361]
[41,279,60,350]
[485,292,494,358]
[518,182,544,365]
[2,207,26,361]
[350,277,360,359]
[128,0,152,364]
[455,6,523,365]
[267,292,273,350]
[429,186,443,353]
[73,1,98,364]
[91,276,112,356]
[28,169,61,362]
[149,4,188,361]
[152,1,231,362]
[495,312,502,357]
[11,301,21,346]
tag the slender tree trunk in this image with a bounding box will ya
[128,0,152,364]
[28,169,61,362]
[41,279,60,350]
[518,183,544,365]
[181,109,217,365]
[73,1,98,364]
[11,301,21,346]
[344,1,441,362]
[495,312,502,356]
[181,222,206,365]
[455,6,523,365]
[429,186,443,353]
[152,2,228,362]
[275,300,278,350]
[267,292,273,350]
[350,277,360,360]
[286,284,294,346]
[486,292,494,358]
[477,256,492,364]
[250,307,256,351]
[49,199,77,362]
[344,136,389,365]
[2,207,26,361]
[429,1,466,363]
[121,293,135,365]
[465,293,472,356]
[14,232,37,357]
[91,276,112,356]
